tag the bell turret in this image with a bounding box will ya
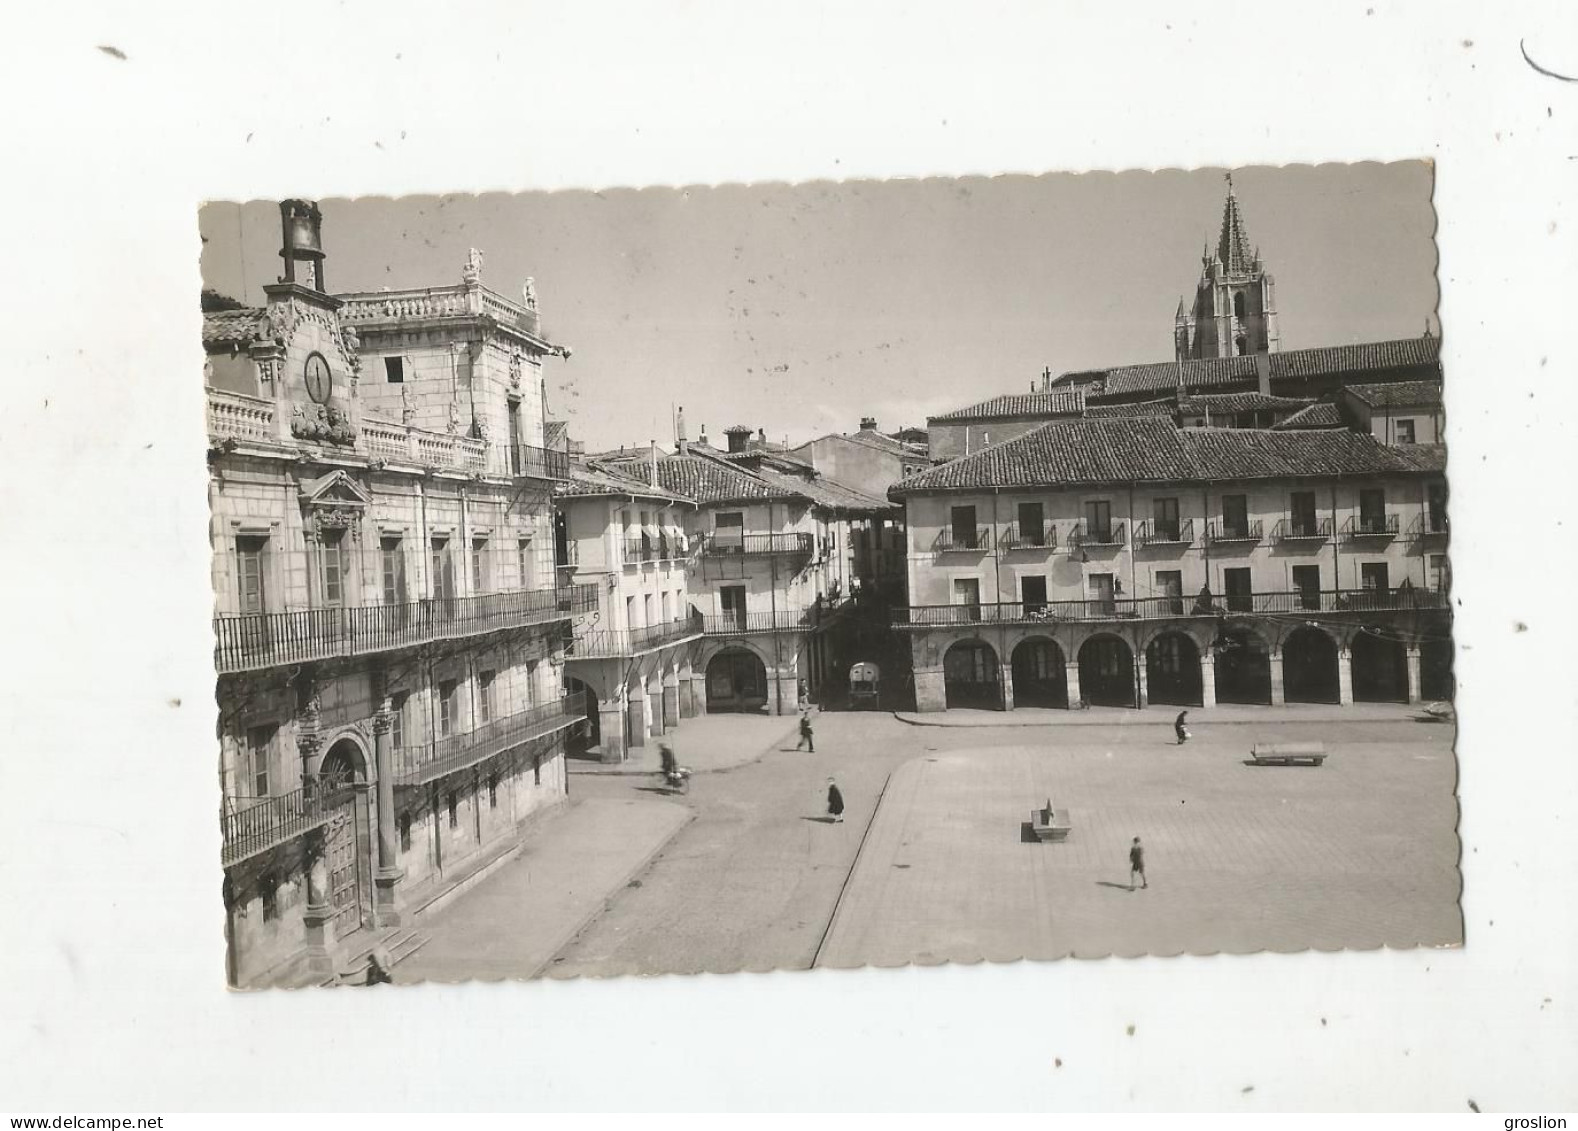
[279,199,327,292]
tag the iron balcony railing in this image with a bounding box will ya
[698,532,814,558]
[1407,512,1450,538]
[623,536,657,564]
[1342,513,1401,539]
[511,443,571,482]
[1068,521,1126,549]
[700,610,816,635]
[1206,519,1263,545]
[213,583,599,675]
[998,521,1057,551]
[391,692,588,788]
[933,526,991,553]
[891,587,1449,627]
[220,784,354,868]
[1133,518,1195,547]
[1272,516,1334,542]
[567,612,705,658]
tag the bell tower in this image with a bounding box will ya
[1174,174,1280,361]
[279,199,327,292]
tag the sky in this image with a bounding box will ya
[198,162,1438,452]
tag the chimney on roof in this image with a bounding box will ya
[724,425,753,454]
[1253,352,1272,397]
[698,424,707,448]
[649,441,658,488]
[860,416,877,432]
[675,405,688,455]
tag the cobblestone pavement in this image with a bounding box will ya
[538,712,1460,977]
[569,713,800,776]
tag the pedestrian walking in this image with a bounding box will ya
[796,711,816,753]
[1174,709,1191,745]
[1129,836,1147,890]
[364,948,393,986]
[827,777,845,823]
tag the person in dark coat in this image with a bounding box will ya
[1129,836,1147,890]
[826,777,845,823]
[1174,710,1190,745]
[364,949,393,986]
[796,711,816,753]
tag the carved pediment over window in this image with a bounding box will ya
[298,470,371,540]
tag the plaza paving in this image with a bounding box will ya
[405,709,1462,981]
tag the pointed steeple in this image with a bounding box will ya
[1216,173,1255,275]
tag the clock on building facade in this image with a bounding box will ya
[304,352,333,404]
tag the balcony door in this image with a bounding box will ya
[1153,497,1180,541]
[1085,500,1112,543]
[1088,572,1114,615]
[1156,569,1183,615]
[950,505,977,550]
[1021,575,1047,615]
[720,584,748,629]
[1359,488,1387,534]
[236,536,269,655]
[1359,562,1389,608]
[1292,564,1322,611]
[1427,483,1447,534]
[1223,567,1253,612]
[1221,494,1249,539]
[1017,501,1044,546]
[508,401,522,475]
[714,511,744,552]
[953,576,982,621]
[1290,490,1318,537]
[431,537,456,621]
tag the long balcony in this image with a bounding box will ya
[512,442,570,482]
[213,583,599,675]
[700,610,817,635]
[391,692,587,788]
[1272,516,1334,543]
[1134,518,1195,547]
[891,587,1448,628]
[1068,521,1126,549]
[698,532,814,558]
[998,522,1057,551]
[1206,519,1263,546]
[1342,513,1401,541]
[1408,512,1450,539]
[933,526,992,553]
[220,784,354,868]
[567,613,705,659]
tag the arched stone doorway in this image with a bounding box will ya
[706,648,768,714]
[1145,631,1202,706]
[1420,636,1454,702]
[944,639,1001,710]
[316,736,372,938]
[1212,626,1272,704]
[1352,629,1409,702]
[1079,634,1135,707]
[1011,637,1067,708]
[1283,626,1340,703]
[564,677,600,756]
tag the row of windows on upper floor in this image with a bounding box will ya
[925,485,1448,550]
[229,529,557,616]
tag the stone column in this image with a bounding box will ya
[1405,646,1423,704]
[1064,661,1082,709]
[647,671,665,737]
[1337,649,1354,706]
[301,830,334,977]
[626,680,647,750]
[773,666,799,717]
[1268,650,1286,706]
[678,659,698,718]
[598,692,627,763]
[1134,655,1148,709]
[1199,652,1217,708]
[371,690,403,927]
[1000,662,1015,712]
[662,668,681,732]
[914,669,947,713]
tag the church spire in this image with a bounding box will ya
[1216,173,1255,276]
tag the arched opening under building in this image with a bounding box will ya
[1351,628,1409,702]
[1283,626,1340,703]
[1011,637,1067,709]
[1212,626,1272,704]
[1079,634,1135,708]
[316,737,372,938]
[564,677,599,756]
[1145,631,1202,706]
[705,648,768,714]
[944,639,1002,710]
[1420,635,1454,702]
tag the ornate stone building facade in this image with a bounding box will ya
[206,203,593,987]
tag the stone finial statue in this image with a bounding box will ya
[448,398,463,434]
[463,247,484,285]
[523,277,538,310]
[400,384,415,426]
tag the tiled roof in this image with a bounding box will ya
[1342,380,1444,408]
[891,417,1445,495]
[607,452,799,507]
[1386,443,1448,473]
[1271,402,1346,430]
[202,308,267,348]
[751,466,897,514]
[1179,392,1312,414]
[1084,399,1177,418]
[929,388,1087,422]
[555,460,696,505]
[1060,336,1443,401]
